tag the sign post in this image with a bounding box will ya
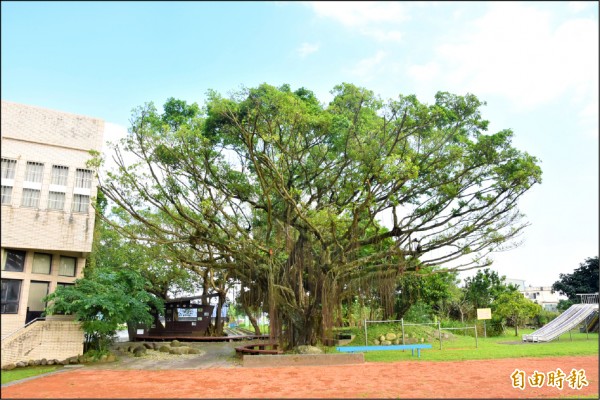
[476,308,492,338]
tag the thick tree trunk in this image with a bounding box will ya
[126,321,137,342]
[214,291,227,336]
[240,289,263,335]
[246,310,262,335]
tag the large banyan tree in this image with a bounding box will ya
[98,83,541,348]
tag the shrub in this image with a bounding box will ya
[533,309,559,327]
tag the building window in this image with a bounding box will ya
[56,282,75,288]
[32,253,52,274]
[25,161,44,183]
[27,281,49,314]
[51,165,69,186]
[2,159,17,205]
[72,194,89,213]
[1,186,12,204]
[2,249,26,272]
[48,191,66,210]
[1,279,22,314]
[75,169,93,189]
[59,256,76,277]
[1,158,17,179]
[21,188,41,208]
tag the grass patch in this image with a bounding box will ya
[237,323,269,334]
[336,325,598,362]
[1,365,63,384]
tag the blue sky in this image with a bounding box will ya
[2,1,598,287]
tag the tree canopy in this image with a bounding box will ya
[552,256,599,302]
[44,266,163,353]
[493,291,541,336]
[463,268,517,310]
[98,83,542,347]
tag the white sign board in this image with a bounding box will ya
[477,308,492,320]
[177,308,198,322]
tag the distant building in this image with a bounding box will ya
[521,285,565,312]
[506,278,566,312]
[1,100,104,337]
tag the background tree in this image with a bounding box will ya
[446,285,471,323]
[44,266,163,353]
[393,267,459,321]
[99,84,541,348]
[88,192,202,300]
[463,268,517,313]
[493,291,541,336]
[552,256,599,310]
[88,191,205,339]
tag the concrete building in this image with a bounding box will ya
[1,100,104,338]
[506,278,566,312]
[521,285,565,312]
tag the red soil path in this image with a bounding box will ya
[2,356,597,398]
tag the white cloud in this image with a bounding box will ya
[578,98,599,140]
[567,1,593,13]
[297,42,320,58]
[308,1,409,26]
[101,122,128,175]
[346,51,387,80]
[433,3,598,112]
[307,1,408,42]
[361,28,403,42]
[407,62,440,82]
[102,122,127,152]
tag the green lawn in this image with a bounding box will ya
[335,329,598,362]
[1,365,62,385]
[237,323,270,334]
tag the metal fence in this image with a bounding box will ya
[364,319,478,350]
[577,293,599,304]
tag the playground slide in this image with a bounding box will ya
[522,303,599,342]
[586,313,599,332]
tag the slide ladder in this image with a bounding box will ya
[522,303,599,342]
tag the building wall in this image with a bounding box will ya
[1,100,104,152]
[1,249,86,336]
[1,316,84,368]
[522,286,565,312]
[1,100,104,337]
[1,101,103,252]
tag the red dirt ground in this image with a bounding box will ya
[2,355,597,398]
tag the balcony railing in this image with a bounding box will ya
[576,293,599,304]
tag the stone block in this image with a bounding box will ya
[296,345,323,354]
[169,347,189,355]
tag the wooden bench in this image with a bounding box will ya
[235,342,283,356]
[336,344,432,358]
